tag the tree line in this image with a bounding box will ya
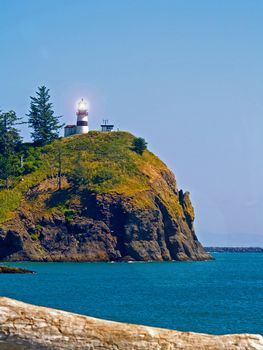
[0,86,63,188]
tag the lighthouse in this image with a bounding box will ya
[64,99,89,137]
[76,98,89,134]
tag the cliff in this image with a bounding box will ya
[0,132,211,261]
[0,298,262,350]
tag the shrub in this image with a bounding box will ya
[64,209,76,223]
[132,137,147,155]
[35,224,42,232]
[31,233,40,241]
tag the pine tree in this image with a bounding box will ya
[0,110,22,154]
[27,86,63,146]
[0,110,22,188]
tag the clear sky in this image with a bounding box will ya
[0,0,263,246]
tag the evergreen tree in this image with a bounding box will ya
[27,86,63,145]
[132,137,147,155]
[0,110,22,188]
[0,154,20,188]
[0,110,22,154]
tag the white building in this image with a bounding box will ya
[64,99,89,137]
[101,119,114,132]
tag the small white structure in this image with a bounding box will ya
[64,99,89,137]
[101,119,114,132]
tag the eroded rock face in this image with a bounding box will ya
[0,151,211,262]
[0,297,262,350]
[0,187,211,262]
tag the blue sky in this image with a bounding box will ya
[0,0,263,246]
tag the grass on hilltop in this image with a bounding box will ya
[0,131,168,223]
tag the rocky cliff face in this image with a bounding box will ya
[0,298,262,350]
[0,132,211,262]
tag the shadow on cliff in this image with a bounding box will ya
[79,189,129,259]
[45,189,72,208]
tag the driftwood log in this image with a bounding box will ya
[0,297,262,350]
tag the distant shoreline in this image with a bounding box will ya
[205,247,263,253]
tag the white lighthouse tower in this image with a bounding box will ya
[76,98,89,134]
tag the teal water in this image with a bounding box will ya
[0,253,263,335]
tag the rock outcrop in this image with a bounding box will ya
[0,297,262,350]
[0,132,211,262]
[0,266,34,274]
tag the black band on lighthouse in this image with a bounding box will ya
[77,121,88,126]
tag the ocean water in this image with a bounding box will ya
[0,253,263,335]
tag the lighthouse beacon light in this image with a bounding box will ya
[78,98,88,111]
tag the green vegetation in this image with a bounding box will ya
[132,137,147,155]
[0,87,179,225]
[0,87,166,223]
[27,86,64,146]
[68,152,89,188]
[0,86,63,189]
[28,224,42,241]
[0,131,169,223]
[64,209,77,223]
[30,233,40,241]
[35,224,42,232]
[0,110,23,188]
[0,189,23,222]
